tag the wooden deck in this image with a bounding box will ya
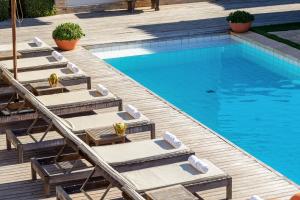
[0,0,300,199]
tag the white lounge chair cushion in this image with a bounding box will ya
[92,138,190,164]
[64,111,150,133]
[0,56,68,70]
[0,40,52,53]
[37,90,117,107]
[122,160,226,192]
[17,67,85,82]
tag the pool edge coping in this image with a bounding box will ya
[232,31,300,65]
[83,32,230,51]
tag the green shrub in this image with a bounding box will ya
[52,23,85,41]
[226,10,254,23]
[0,0,10,21]
[23,0,56,18]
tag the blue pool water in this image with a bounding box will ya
[104,38,300,184]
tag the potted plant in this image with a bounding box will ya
[52,22,85,51]
[226,10,254,33]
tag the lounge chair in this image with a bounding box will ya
[17,67,91,87]
[6,107,155,163]
[32,138,194,195]
[0,66,92,94]
[0,38,53,54]
[121,159,231,199]
[0,55,69,72]
[0,89,123,125]
[56,158,232,200]
[38,89,123,113]
[62,110,154,136]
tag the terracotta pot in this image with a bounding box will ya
[291,193,300,200]
[229,22,252,33]
[54,39,79,51]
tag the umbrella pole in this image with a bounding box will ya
[11,0,17,80]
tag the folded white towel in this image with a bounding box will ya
[124,104,141,119]
[96,84,109,96]
[163,131,183,148]
[188,155,209,173]
[250,195,264,200]
[51,51,64,61]
[67,62,80,74]
[33,37,43,47]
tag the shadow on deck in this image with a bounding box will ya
[130,10,300,38]
[211,0,300,10]
[75,9,144,19]
[0,18,52,29]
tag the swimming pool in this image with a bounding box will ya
[93,35,300,184]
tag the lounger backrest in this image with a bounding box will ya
[0,64,145,200]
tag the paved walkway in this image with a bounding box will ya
[0,1,300,199]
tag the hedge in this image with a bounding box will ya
[0,0,56,21]
[22,0,56,18]
[0,0,9,21]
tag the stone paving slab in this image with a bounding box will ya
[271,30,300,44]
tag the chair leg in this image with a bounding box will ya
[6,136,11,150]
[151,0,155,9]
[87,77,92,89]
[132,1,136,12]
[127,1,132,12]
[127,1,135,13]
[150,123,156,139]
[100,183,112,200]
[18,145,24,163]
[118,100,123,111]
[155,0,159,11]
[226,177,233,199]
[44,182,51,197]
[31,162,37,181]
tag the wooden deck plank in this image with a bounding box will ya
[0,1,300,199]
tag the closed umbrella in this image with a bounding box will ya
[11,0,17,79]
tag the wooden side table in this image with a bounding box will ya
[85,127,126,146]
[29,81,68,96]
[0,51,21,61]
[145,185,198,200]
